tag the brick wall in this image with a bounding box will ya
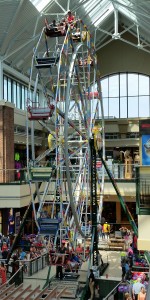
[0,105,14,182]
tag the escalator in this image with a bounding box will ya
[98,150,138,236]
[6,183,42,264]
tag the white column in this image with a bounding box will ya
[0,59,3,100]
[114,8,118,35]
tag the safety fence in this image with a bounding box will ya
[4,252,49,284]
[0,163,140,184]
[102,280,123,300]
[20,252,49,277]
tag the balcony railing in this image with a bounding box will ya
[0,162,139,184]
[136,166,150,215]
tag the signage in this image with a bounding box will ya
[142,135,150,165]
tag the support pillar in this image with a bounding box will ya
[116,202,121,223]
[0,60,3,100]
[0,101,15,182]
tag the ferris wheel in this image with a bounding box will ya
[26,15,105,250]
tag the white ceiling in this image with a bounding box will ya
[1,0,150,78]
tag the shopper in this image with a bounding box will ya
[103,222,110,239]
[132,278,144,300]
[121,258,126,280]
[125,292,133,300]
[138,286,146,300]
[88,269,95,300]
[55,240,67,265]
[0,262,7,285]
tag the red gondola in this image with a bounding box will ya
[85,91,99,98]
[28,104,55,120]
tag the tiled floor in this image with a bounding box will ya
[100,250,122,279]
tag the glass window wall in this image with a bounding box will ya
[101,73,150,118]
[3,74,38,111]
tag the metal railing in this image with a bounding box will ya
[0,162,140,184]
[7,264,24,286]
[102,280,123,300]
[136,166,150,214]
[19,253,49,277]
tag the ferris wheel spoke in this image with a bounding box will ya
[27,17,105,244]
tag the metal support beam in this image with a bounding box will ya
[112,8,120,39]
[6,183,42,264]
[90,138,98,266]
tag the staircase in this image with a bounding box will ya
[0,282,68,300]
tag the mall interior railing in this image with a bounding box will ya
[7,264,24,286]
[20,252,49,277]
[102,280,123,300]
[136,166,150,215]
[0,163,139,184]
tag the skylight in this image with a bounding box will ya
[83,0,114,27]
[114,0,137,23]
[30,0,52,12]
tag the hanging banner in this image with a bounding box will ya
[139,120,150,165]
[142,135,150,165]
[139,119,150,135]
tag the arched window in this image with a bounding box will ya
[101,73,150,118]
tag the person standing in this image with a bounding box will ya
[88,269,95,300]
[103,222,110,239]
[132,278,144,300]
[67,11,75,24]
[8,208,15,235]
[138,287,146,300]
[97,224,102,239]
[0,262,7,285]
[1,242,8,260]
[55,240,67,265]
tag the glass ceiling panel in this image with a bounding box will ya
[83,0,114,27]
[114,0,137,23]
[30,0,52,12]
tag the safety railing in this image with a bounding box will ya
[136,166,150,215]
[7,264,24,286]
[19,253,49,277]
[102,280,123,300]
[0,168,28,184]
[0,162,140,184]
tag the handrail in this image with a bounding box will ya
[102,280,122,300]
[7,264,23,285]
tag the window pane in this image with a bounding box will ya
[103,97,108,117]
[22,86,25,110]
[109,75,119,97]
[101,78,108,97]
[25,87,28,110]
[13,81,17,107]
[8,78,11,102]
[120,74,127,96]
[109,97,119,118]
[120,97,127,118]
[139,75,149,95]
[4,76,7,100]
[128,74,138,96]
[139,96,149,117]
[128,96,138,117]
[17,83,21,109]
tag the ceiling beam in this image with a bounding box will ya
[1,0,25,55]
